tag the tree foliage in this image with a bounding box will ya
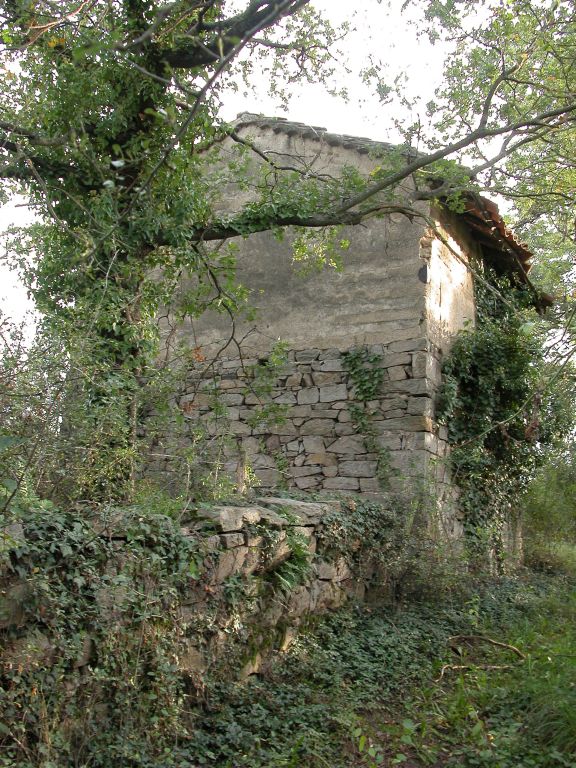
[1,0,575,508]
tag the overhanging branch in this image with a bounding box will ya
[160,0,310,68]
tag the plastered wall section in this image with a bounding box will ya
[414,212,477,527]
[171,126,428,355]
[424,209,477,354]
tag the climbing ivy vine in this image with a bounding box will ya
[438,271,572,556]
[342,348,390,488]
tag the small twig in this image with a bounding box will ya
[449,634,526,659]
[436,663,516,682]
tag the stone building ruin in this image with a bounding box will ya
[153,114,534,533]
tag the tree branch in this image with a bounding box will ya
[333,102,576,216]
[170,204,419,244]
[0,120,69,147]
[160,0,310,68]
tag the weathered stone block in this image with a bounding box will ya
[315,560,337,580]
[310,580,346,611]
[291,405,313,417]
[265,535,292,569]
[274,392,297,404]
[221,393,244,405]
[325,436,365,454]
[218,378,241,390]
[220,533,245,549]
[308,408,338,419]
[214,546,248,581]
[252,453,275,469]
[295,349,320,362]
[199,506,250,532]
[412,351,442,383]
[258,508,289,527]
[286,585,312,616]
[295,475,321,489]
[338,460,378,477]
[266,422,298,436]
[254,468,282,485]
[388,449,431,477]
[382,378,434,396]
[335,423,356,436]
[375,415,433,432]
[381,352,412,368]
[375,433,403,450]
[285,373,302,387]
[239,652,262,680]
[388,337,429,353]
[229,421,252,435]
[303,419,336,436]
[305,452,337,466]
[312,359,344,372]
[323,477,360,490]
[387,365,408,381]
[317,348,340,360]
[290,465,322,477]
[298,387,320,404]
[407,396,434,416]
[312,372,342,386]
[303,436,325,452]
[319,384,348,402]
[264,434,281,452]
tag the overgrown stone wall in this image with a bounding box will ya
[0,498,386,681]
[148,340,460,534]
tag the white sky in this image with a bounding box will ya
[0,0,446,327]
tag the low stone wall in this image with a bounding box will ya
[148,341,452,506]
[180,497,365,677]
[0,498,377,681]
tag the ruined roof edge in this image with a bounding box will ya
[234,111,402,156]
[233,112,533,276]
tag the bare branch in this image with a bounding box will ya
[334,101,576,216]
[0,120,69,147]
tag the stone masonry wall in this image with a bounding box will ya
[1,499,379,680]
[149,337,457,531]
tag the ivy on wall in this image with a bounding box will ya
[437,271,572,555]
[342,348,390,488]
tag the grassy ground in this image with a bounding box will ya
[180,550,576,768]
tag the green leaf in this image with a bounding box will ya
[1,478,18,493]
[0,435,24,452]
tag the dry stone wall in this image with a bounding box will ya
[1,499,379,680]
[149,338,455,522]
